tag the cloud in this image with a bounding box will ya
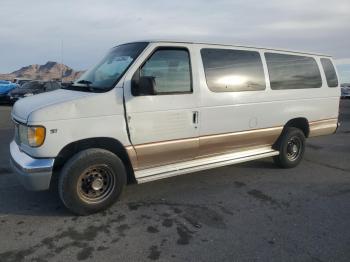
[0,0,349,76]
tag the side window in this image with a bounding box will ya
[200,48,266,92]
[139,48,192,94]
[321,58,338,87]
[265,53,322,90]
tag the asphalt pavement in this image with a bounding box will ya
[0,101,349,262]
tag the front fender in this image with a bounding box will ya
[22,114,130,158]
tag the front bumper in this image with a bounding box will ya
[9,141,55,191]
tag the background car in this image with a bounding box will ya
[7,80,61,103]
[341,86,350,99]
[0,80,18,104]
[13,78,32,86]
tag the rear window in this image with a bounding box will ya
[321,58,338,87]
[265,53,322,90]
[201,48,266,92]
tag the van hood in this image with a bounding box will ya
[11,88,124,123]
[12,89,92,123]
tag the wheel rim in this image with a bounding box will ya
[286,136,302,161]
[77,164,116,204]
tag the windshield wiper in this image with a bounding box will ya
[74,79,104,92]
[77,80,92,86]
[62,80,106,93]
[76,80,94,91]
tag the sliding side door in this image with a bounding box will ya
[197,46,281,157]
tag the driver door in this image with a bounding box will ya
[123,44,200,170]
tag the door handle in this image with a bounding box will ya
[192,111,199,124]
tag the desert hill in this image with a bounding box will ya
[0,61,84,82]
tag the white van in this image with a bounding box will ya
[10,41,340,215]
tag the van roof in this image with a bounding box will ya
[125,39,332,58]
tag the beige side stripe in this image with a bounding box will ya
[309,118,338,137]
[126,118,338,170]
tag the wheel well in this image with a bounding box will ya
[52,137,136,185]
[273,118,309,150]
[284,118,310,138]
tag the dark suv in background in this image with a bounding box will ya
[8,80,61,103]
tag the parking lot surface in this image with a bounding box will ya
[0,101,349,262]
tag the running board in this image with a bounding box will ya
[135,147,279,184]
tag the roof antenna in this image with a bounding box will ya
[60,39,63,83]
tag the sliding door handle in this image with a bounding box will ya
[192,111,199,124]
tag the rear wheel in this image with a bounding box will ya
[273,127,305,168]
[58,149,126,215]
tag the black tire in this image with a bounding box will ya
[273,127,306,168]
[58,148,127,215]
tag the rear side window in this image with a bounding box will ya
[201,48,266,92]
[321,58,338,87]
[140,48,192,94]
[265,53,322,90]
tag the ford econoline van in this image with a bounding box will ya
[10,41,340,215]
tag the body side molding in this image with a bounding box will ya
[135,147,279,183]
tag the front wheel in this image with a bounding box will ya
[273,127,306,168]
[58,149,127,215]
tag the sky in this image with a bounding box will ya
[1,0,350,82]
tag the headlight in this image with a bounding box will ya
[18,124,45,147]
[24,93,34,97]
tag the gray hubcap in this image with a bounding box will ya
[77,164,116,204]
[286,136,302,161]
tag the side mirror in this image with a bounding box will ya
[131,76,156,96]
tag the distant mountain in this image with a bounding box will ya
[0,61,85,82]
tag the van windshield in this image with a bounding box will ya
[67,42,148,92]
